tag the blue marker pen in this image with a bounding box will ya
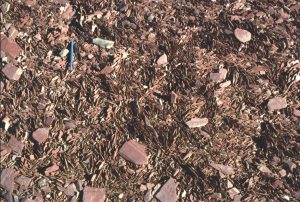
[69,41,76,70]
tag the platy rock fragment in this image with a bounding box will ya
[210,68,227,82]
[0,168,15,192]
[45,164,59,176]
[8,136,24,154]
[155,177,177,202]
[210,162,235,175]
[234,28,252,43]
[267,97,287,112]
[258,164,273,175]
[2,63,23,81]
[15,175,32,190]
[83,186,106,202]
[93,38,114,49]
[1,36,22,59]
[32,128,49,144]
[186,118,208,128]
[119,140,148,165]
[157,54,168,65]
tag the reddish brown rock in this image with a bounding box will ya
[210,68,228,82]
[24,0,37,6]
[64,183,77,196]
[99,66,114,75]
[0,37,22,59]
[293,109,300,117]
[45,164,59,176]
[267,97,287,112]
[155,178,177,202]
[0,168,15,192]
[119,140,148,165]
[82,186,106,202]
[15,175,32,190]
[8,135,24,154]
[234,28,252,43]
[186,118,208,128]
[32,128,49,144]
[210,162,235,175]
[2,63,23,81]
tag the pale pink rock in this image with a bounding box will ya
[234,28,252,43]
[119,140,148,165]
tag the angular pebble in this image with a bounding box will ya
[155,178,177,202]
[15,175,32,190]
[210,68,227,82]
[186,118,208,128]
[32,128,49,144]
[267,97,287,112]
[157,54,168,65]
[119,140,148,165]
[234,28,252,43]
[2,63,23,81]
[83,186,106,202]
[8,135,24,154]
[210,162,235,175]
[1,36,22,59]
[0,168,15,192]
[64,183,77,196]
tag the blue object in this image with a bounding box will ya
[69,41,76,70]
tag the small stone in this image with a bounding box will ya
[210,68,228,82]
[227,187,240,199]
[34,33,42,41]
[37,178,48,188]
[258,164,273,175]
[293,109,300,117]
[119,140,148,165]
[24,0,37,6]
[2,116,10,131]
[170,91,177,104]
[8,136,24,154]
[44,164,59,176]
[64,183,77,196]
[279,169,286,177]
[82,186,106,202]
[155,177,177,202]
[210,162,235,175]
[8,26,18,39]
[15,175,32,190]
[0,168,15,192]
[157,54,168,65]
[2,63,23,81]
[267,97,287,112]
[32,128,49,144]
[234,28,252,43]
[1,36,22,59]
[186,118,208,128]
[59,49,69,58]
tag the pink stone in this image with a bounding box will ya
[119,140,148,165]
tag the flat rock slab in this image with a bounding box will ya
[155,178,177,202]
[32,128,49,144]
[267,97,287,112]
[83,186,106,202]
[210,68,227,82]
[8,135,24,154]
[210,162,235,175]
[0,168,15,192]
[2,63,23,81]
[186,118,208,128]
[1,36,22,59]
[119,140,148,165]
